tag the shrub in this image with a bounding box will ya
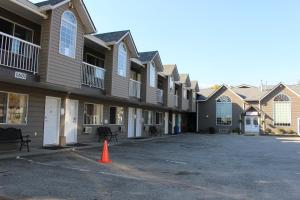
[208,127,216,134]
[287,129,297,135]
[277,128,287,135]
[232,128,241,134]
[265,128,272,134]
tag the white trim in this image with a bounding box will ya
[115,32,139,57]
[130,58,144,67]
[259,83,300,102]
[298,118,300,136]
[84,35,110,50]
[38,0,70,11]
[272,94,292,127]
[215,96,233,126]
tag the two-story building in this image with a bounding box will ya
[0,0,199,149]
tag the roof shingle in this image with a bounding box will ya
[94,30,129,43]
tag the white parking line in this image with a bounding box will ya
[165,160,187,165]
[97,171,142,180]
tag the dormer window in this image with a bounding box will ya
[59,11,77,58]
[118,42,127,77]
[149,61,156,87]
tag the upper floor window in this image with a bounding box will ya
[59,11,77,58]
[183,88,187,99]
[216,95,232,126]
[274,94,291,126]
[169,77,174,92]
[118,42,127,77]
[149,62,156,87]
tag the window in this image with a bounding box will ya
[183,88,187,99]
[0,92,28,125]
[155,112,163,125]
[143,110,153,125]
[274,94,291,126]
[84,103,103,125]
[130,70,141,82]
[149,62,156,87]
[118,42,127,77]
[109,106,124,125]
[216,95,232,126]
[169,77,174,92]
[86,53,105,67]
[59,11,77,58]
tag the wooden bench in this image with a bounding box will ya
[97,126,119,143]
[0,128,31,152]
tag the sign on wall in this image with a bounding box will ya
[14,71,27,80]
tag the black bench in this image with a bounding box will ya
[97,126,119,143]
[0,128,31,152]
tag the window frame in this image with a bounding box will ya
[83,103,104,126]
[117,42,127,77]
[273,93,292,127]
[0,91,29,125]
[215,95,232,126]
[143,110,153,125]
[59,10,77,59]
[109,106,124,125]
[149,61,156,88]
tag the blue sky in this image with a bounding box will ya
[32,0,300,88]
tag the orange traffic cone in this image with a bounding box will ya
[98,140,112,164]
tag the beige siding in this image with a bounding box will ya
[145,63,158,105]
[197,87,244,133]
[261,86,300,133]
[46,4,84,88]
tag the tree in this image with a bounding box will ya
[210,84,221,90]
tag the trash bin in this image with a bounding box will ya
[174,125,179,134]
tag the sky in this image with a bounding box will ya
[32,0,300,88]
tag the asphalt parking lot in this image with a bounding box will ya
[1,134,300,200]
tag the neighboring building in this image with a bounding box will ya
[0,0,198,149]
[197,84,300,135]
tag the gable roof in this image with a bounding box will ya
[162,64,180,81]
[95,30,139,57]
[139,51,158,63]
[259,83,300,101]
[190,81,200,92]
[179,74,191,87]
[197,84,245,102]
[36,0,96,33]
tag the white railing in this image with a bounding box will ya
[129,79,141,98]
[174,95,178,107]
[0,31,40,74]
[81,62,105,89]
[157,89,163,104]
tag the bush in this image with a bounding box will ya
[277,128,287,135]
[208,127,216,134]
[265,128,272,134]
[232,128,241,134]
[287,129,297,135]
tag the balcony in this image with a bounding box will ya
[81,62,105,89]
[157,89,163,104]
[0,31,40,74]
[129,79,141,98]
[174,95,178,107]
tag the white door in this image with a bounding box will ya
[244,116,259,133]
[164,112,169,134]
[128,107,135,138]
[43,97,61,146]
[135,108,142,137]
[64,99,79,144]
[298,118,300,136]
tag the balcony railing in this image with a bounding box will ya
[157,89,163,104]
[174,95,178,107]
[81,62,105,89]
[0,31,40,74]
[129,79,141,98]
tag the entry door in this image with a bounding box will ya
[43,97,61,146]
[128,107,135,138]
[164,112,169,134]
[244,116,259,133]
[64,99,79,144]
[135,108,142,137]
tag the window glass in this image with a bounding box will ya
[118,43,127,77]
[149,62,156,87]
[86,54,104,67]
[143,110,153,125]
[110,107,124,124]
[130,70,141,82]
[216,96,232,126]
[84,103,103,125]
[246,118,251,125]
[274,94,291,126]
[156,112,163,125]
[183,88,187,98]
[169,77,174,92]
[253,118,258,126]
[0,18,13,35]
[59,11,77,58]
[14,25,33,42]
[0,92,8,123]
[7,93,28,124]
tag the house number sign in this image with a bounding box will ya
[15,71,27,80]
